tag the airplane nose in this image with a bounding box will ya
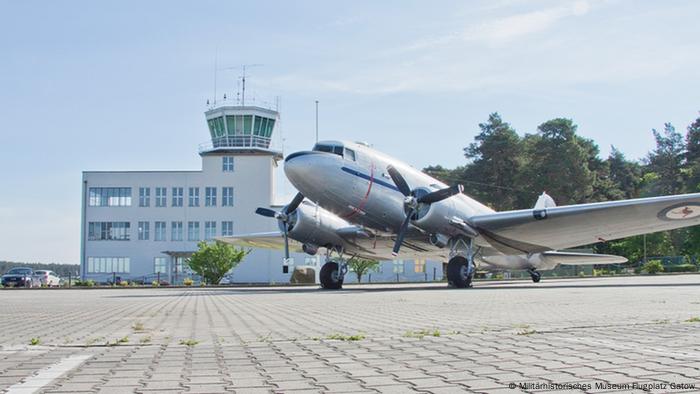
[284,151,315,187]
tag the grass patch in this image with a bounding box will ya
[653,319,670,324]
[85,337,103,346]
[326,333,365,341]
[139,336,152,344]
[685,316,700,323]
[516,328,538,336]
[132,322,145,332]
[29,337,40,346]
[179,339,199,347]
[117,336,129,344]
[402,329,441,339]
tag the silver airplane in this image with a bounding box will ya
[222,140,700,289]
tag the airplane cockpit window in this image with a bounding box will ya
[313,143,344,157]
[344,148,356,161]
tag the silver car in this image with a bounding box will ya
[34,270,61,287]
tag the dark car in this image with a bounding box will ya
[1,267,36,288]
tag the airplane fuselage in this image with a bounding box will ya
[283,140,495,247]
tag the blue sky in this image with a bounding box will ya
[1,0,699,264]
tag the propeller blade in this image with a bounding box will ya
[392,209,414,257]
[417,184,464,204]
[387,165,412,196]
[284,192,305,214]
[255,207,278,218]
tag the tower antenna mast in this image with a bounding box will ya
[222,64,263,106]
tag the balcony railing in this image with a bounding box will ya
[199,135,275,152]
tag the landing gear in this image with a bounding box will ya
[446,236,476,289]
[527,268,541,283]
[447,256,474,288]
[320,261,346,289]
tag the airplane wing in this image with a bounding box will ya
[470,193,700,254]
[217,232,305,253]
[219,230,448,261]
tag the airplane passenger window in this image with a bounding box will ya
[344,148,356,161]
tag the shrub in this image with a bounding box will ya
[119,280,129,287]
[642,260,664,274]
[75,279,95,287]
[187,241,249,284]
[151,281,160,287]
[183,278,193,286]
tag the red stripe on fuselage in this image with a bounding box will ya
[341,162,375,219]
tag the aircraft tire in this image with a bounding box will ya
[447,256,473,289]
[320,261,343,290]
[530,271,541,283]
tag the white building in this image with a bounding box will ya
[80,103,316,284]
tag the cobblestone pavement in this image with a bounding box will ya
[1,275,700,393]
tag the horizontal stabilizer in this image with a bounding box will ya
[542,251,627,266]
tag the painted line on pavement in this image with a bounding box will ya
[5,354,92,394]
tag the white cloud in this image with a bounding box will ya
[465,2,591,44]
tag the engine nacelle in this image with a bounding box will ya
[412,198,458,236]
[283,202,348,250]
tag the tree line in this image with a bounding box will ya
[424,112,700,263]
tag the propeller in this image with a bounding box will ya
[255,192,305,259]
[386,165,463,256]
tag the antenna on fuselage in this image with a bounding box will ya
[315,100,319,143]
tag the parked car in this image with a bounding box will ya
[1,267,37,288]
[34,270,61,287]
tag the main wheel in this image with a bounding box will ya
[447,256,473,288]
[320,261,343,290]
[530,271,541,283]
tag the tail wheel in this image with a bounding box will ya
[447,256,473,289]
[320,261,343,290]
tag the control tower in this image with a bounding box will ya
[199,96,282,159]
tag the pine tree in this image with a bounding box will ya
[462,113,523,210]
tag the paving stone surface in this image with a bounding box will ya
[1,275,700,393]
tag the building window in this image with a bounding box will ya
[205,187,217,207]
[205,221,217,240]
[88,187,132,207]
[222,156,234,172]
[154,257,168,274]
[221,221,233,236]
[222,187,234,206]
[171,221,183,241]
[138,221,150,240]
[187,221,200,241]
[188,187,199,207]
[414,259,426,273]
[139,187,150,207]
[155,187,167,207]
[87,257,130,273]
[172,187,183,207]
[88,222,130,241]
[174,257,185,275]
[154,221,166,241]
